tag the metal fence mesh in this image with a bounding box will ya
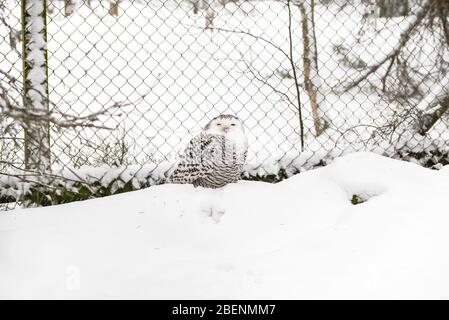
[1,0,448,209]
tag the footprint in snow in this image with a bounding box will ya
[202,206,226,223]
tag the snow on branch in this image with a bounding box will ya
[415,74,449,135]
[1,89,123,130]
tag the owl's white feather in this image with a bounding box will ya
[168,114,248,188]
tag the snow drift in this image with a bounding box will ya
[1,152,448,299]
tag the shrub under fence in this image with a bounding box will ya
[2,141,448,209]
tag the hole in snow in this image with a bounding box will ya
[351,194,367,205]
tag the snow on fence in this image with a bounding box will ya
[1,0,448,209]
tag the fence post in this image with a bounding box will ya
[21,0,51,170]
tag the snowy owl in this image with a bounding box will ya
[168,114,248,188]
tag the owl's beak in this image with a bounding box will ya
[223,127,230,133]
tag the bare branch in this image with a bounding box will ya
[344,0,434,92]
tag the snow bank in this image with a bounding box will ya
[1,152,448,299]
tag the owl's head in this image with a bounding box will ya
[204,114,245,138]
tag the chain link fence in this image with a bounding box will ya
[1,0,448,209]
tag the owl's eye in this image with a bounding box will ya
[231,124,236,126]
[217,123,221,126]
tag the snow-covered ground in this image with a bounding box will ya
[1,152,449,299]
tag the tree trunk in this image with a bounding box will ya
[416,75,449,135]
[21,0,51,170]
[287,0,305,149]
[109,0,120,16]
[417,96,449,135]
[64,0,75,16]
[47,0,54,14]
[299,0,325,136]
[192,0,199,14]
[202,0,215,30]
[377,0,409,17]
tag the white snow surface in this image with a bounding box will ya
[1,152,449,299]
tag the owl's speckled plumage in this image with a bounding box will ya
[168,114,248,188]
